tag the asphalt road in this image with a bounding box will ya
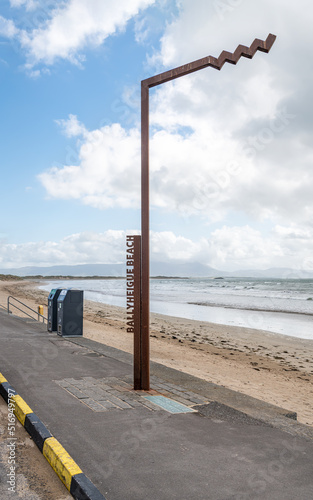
[1,310,313,499]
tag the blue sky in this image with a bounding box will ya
[1,0,313,273]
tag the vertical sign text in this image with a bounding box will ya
[126,235,141,389]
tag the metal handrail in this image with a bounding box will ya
[7,296,47,324]
[0,303,6,311]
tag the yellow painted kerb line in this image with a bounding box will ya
[0,371,94,497]
[43,437,82,491]
[11,394,33,426]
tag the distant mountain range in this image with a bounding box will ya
[1,262,313,279]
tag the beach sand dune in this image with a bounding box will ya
[1,279,312,426]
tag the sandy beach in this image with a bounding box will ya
[1,279,312,426]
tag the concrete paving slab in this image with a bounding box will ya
[0,310,313,500]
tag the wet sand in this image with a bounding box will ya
[1,279,312,426]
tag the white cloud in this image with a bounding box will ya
[207,225,280,270]
[152,0,312,69]
[20,0,156,68]
[37,2,313,227]
[0,231,126,268]
[151,231,203,262]
[39,114,247,218]
[55,114,88,138]
[39,120,141,209]
[39,95,313,227]
[0,16,19,38]
[1,227,313,272]
[9,0,37,10]
[206,224,313,272]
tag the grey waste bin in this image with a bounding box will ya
[57,289,83,337]
[47,288,63,332]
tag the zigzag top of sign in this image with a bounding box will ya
[143,33,277,88]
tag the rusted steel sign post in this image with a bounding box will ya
[126,235,142,389]
[139,34,276,390]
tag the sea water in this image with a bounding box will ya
[39,278,313,340]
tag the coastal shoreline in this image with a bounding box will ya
[0,279,312,426]
[37,277,313,339]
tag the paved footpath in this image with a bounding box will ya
[0,310,313,500]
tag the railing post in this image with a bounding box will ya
[6,295,47,323]
[38,305,44,321]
